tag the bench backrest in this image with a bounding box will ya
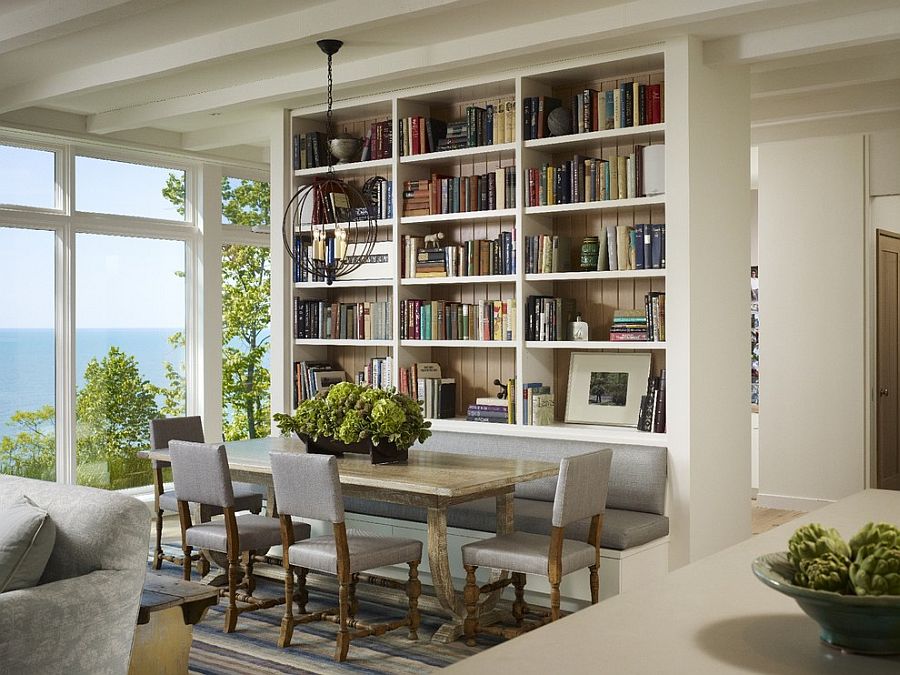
[418,430,667,516]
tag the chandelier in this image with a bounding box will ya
[281,39,377,285]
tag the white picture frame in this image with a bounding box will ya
[565,352,651,426]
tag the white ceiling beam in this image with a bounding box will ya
[85,0,804,134]
[0,0,179,55]
[181,119,273,152]
[750,79,900,125]
[0,0,470,115]
[751,109,900,145]
[704,6,900,65]
[751,51,900,98]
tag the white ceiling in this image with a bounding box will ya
[0,0,897,162]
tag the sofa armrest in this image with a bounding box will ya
[0,567,146,675]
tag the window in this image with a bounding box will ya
[75,156,186,221]
[222,176,269,229]
[0,227,56,480]
[0,144,56,209]
[75,233,185,489]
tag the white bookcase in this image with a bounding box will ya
[270,39,752,568]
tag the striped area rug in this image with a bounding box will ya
[150,552,498,674]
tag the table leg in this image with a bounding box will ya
[427,506,466,643]
[478,492,514,614]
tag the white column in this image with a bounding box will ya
[666,36,752,566]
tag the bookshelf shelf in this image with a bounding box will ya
[400,142,516,165]
[295,278,393,289]
[401,274,515,286]
[525,340,667,350]
[293,157,392,178]
[524,195,664,216]
[294,339,393,347]
[525,269,665,282]
[401,209,516,225]
[400,339,515,348]
[524,123,665,151]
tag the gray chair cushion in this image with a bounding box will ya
[0,495,57,592]
[185,514,294,553]
[343,496,669,550]
[287,529,422,575]
[461,532,595,577]
[159,482,263,515]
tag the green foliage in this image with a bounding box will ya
[156,331,186,418]
[0,405,56,480]
[274,382,431,451]
[160,173,271,440]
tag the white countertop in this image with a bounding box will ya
[445,489,900,674]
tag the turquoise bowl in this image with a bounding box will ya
[752,552,900,654]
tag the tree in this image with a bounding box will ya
[162,173,271,440]
[0,406,56,480]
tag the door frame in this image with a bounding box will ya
[874,228,900,488]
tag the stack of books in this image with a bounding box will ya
[402,179,431,216]
[438,120,468,151]
[466,397,511,424]
[609,309,648,341]
[414,247,446,278]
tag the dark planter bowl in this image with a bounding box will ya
[297,433,408,465]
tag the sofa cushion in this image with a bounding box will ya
[343,495,669,551]
[0,495,57,592]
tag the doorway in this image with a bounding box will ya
[876,229,900,489]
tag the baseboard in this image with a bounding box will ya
[755,493,833,512]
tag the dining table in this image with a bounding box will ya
[144,435,559,642]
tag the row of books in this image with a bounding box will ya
[294,299,393,340]
[400,299,516,341]
[364,178,393,220]
[600,223,666,272]
[638,370,666,433]
[525,296,576,341]
[396,362,456,419]
[525,147,655,206]
[524,235,572,273]
[359,121,393,161]
[521,83,663,141]
[357,356,393,390]
[608,293,666,341]
[402,169,516,216]
[292,131,329,170]
[522,382,554,426]
[400,232,516,278]
[293,360,347,405]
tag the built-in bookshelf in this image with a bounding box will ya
[281,50,668,445]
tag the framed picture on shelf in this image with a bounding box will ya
[565,352,651,426]
[313,370,347,394]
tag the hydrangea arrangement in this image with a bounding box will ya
[273,382,431,452]
[787,521,900,596]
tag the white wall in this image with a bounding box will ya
[757,135,866,509]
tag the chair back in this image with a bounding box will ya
[150,415,204,450]
[551,449,613,528]
[169,441,234,508]
[270,452,344,523]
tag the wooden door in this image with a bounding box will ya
[877,230,900,490]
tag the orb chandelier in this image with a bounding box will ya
[281,39,377,285]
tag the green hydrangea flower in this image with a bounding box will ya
[794,552,850,592]
[850,545,900,596]
[788,524,851,567]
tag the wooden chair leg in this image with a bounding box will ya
[335,575,351,662]
[348,573,359,618]
[278,563,295,648]
[549,581,561,622]
[243,550,256,595]
[198,552,210,578]
[407,561,421,641]
[589,565,600,604]
[463,564,479,647]
[182,545,193,581]
[512,572,528,626]
[224,555,240,633]
[153,509,164,570]
[296,568,308,614]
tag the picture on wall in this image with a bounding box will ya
[565,352,651,426]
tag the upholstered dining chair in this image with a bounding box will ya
[269,451,422,662]
[460,448,613,645]
[169,441,310,633]
[149,415,265,573]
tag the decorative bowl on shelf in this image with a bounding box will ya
[329,133,363,164]
[752,551,900,654]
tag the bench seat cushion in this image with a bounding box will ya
[343,496,669,551]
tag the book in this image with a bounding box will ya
[532,393,555,426]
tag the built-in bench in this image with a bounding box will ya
[341,430,670,605]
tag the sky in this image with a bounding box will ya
[0,146,189,329]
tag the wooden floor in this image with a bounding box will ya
[751,503,805,535]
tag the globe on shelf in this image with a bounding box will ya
[547,106,571,136]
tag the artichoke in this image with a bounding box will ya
[794,552,850,592]
[850,545,900,596]
[848,522,900,561]
[788,524,851,567]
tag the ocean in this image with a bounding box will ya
[0,328,184,436]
